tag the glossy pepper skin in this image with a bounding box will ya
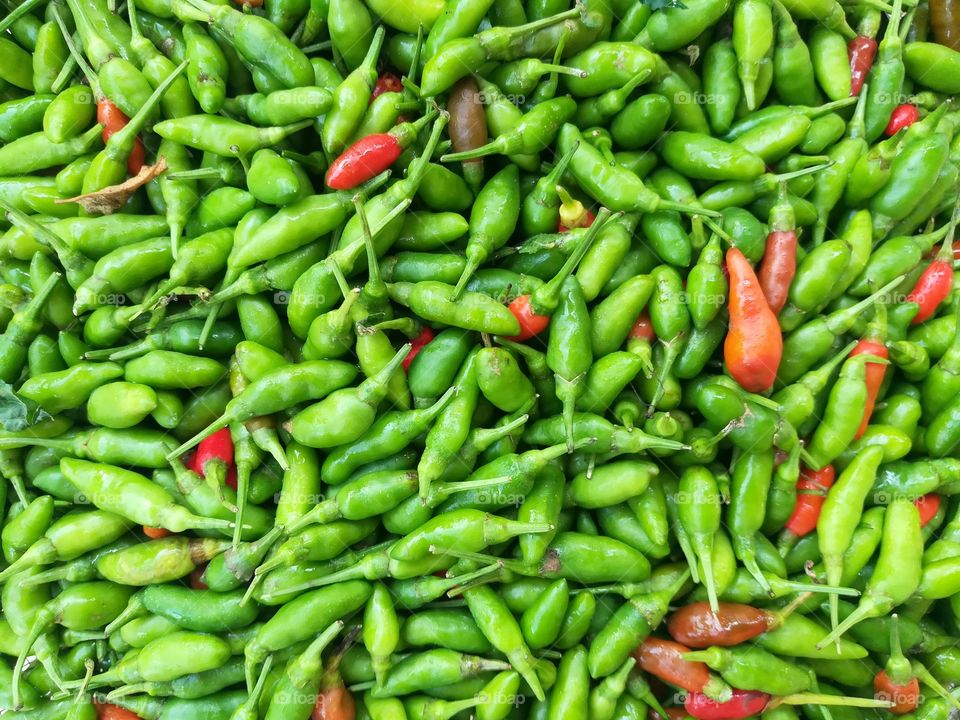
[724,247,782,392]
[635,637,732,701]
[325,113,435,190]
[4,4,960,718]
[780,464,836,549]
[849,303,890,438]
[757,183,798,316]
[907,207,959,324]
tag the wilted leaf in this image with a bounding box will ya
[0,382,51,432]
[56,157,168,215]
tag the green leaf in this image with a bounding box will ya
[0,382,51,432]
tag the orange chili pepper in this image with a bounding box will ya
[724,247,782,392]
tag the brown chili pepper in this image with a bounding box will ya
[930,0,960,48]
[447,77,488,194]
[666,595,810,648]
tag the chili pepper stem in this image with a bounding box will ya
[776,163,834,182]
[52,14,96,93]
[439,563,508,597]
[177,0,226,21]
[102,598,146,637]
[405,24,425,90]
[168,417,231,461]
[197,300,221,352]
[658,199,722,217]
[13,610,58,707]
[781,579,860,596]
[240,566,269,608]
[816,596,883,648]
[741,551,775,597]
[470,4,584,52]
[104,683,146,700]
[912,662,960,710]
[251,429,289,471]
[165,168,225,182]
[700,549,721,612]
[232,655,274,713]
[646,335,685,418]
[531,208,617,316]
[774,694,894,708]
[366,317,421,336]
[860,0,895,10]
[106,59,190,156]
[206,459,237,513]
[0,0,43,33]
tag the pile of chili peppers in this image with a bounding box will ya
[0,0,960,718]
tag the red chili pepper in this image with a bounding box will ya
[190,428,238,490]
[873,614,920,714]
[326,113,434,190]
[506,294,552,341]
[556,185,596,231]
[403,326,435,371]
[907,213,957,325]
[95,703,143,720]
[371,72,403,101]
[784,464,836,539]
[326,134,402,190]
[190,564,209,590]
[97,99,146,176]
[757,182,797,316]
[126,138,147,176]
[724,247,782,392]
[952,241,960,261]
[848,35,878,96]
[757,230,797,316]
[850,304,889,439]
[874,672,920,714]
[142,526,172,539]
[915,493,941,527]
[629,311,657,342]
[635,637,728,698]
[884,104,920,136]
[685,690,771,720]
[97,99,126,135]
